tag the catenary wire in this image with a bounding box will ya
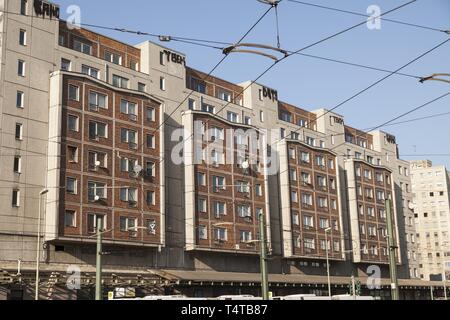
[286,0,448,34]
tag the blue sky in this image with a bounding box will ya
[54,0,450,167]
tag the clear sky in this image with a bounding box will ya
[54,0,450,167]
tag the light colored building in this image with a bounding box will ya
[410,160,450,281]
[0,0,433,300]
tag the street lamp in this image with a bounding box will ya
[325,227,332,299]
[35,188,49,301]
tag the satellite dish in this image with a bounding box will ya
[241,161,250,170]
[133,165,143,175]
[94,195,100,201]
[95,161,101,167]
[408,202,416,210]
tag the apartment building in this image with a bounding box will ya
[410,160,450,281]
[0,0,435,300]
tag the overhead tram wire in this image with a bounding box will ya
[171,0,420,163]
[286,0,448,34]
[282,37,450,149]
[322,91,450,156]
[142,4,277,143]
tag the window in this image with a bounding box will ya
[218,89,232,102]
[301,172,311,184]
[213,201,226,218]
[120,129,137,147]
[81,65,99,79]
[303,215,314,228]
[89,121,107,140]
[280,111,292,122]
[306,137,315,147]
[237,205,251,218]
[73,40,92,55]
[319,218,329,229]
[240,231,252,243]
[198,225,208,240]
[104,51,122,65]
[65,210,76,228]
[13,156,22,174]
[119,217,137,234]
[328,159,334,170]
[360,224,366,235]
[146,134,155,149]
[15,123,23,140]
[365,188,374,199]
[120,157,137,173]
[67,115,79,132]
[130,60,139,71]
[255,184,263,197]
[214,228,227,241]
[376,173,384,183]
[316,155,325,167]
[367,206,375,217]
[59,34,65,46]
[16,91,24,108]
[67,146,78,163]
[198,199,207,213]
[146,161,155,177]
[61,59,71,71]
[160,77,166,91]
[364,169,372,180]
[88,91,107,111]
[88,151,107,170]
[120,99,137,119]
[317,176,327,188]
[318,197,328,208]
[190,78,206,93]
[227,111,239,123]
[244,116,251,125]
[301,152,310,163]
[368,225,377,237]
[146,191,155,206]
[289,169,297,181]
[68,85,79,101]
[196,172,206,186]
[66,177,77,194]
[291,191,298,203]
[18,60,26,76]
[120,188,138,205]
[201,103,215,114]
[304,238,315,250]
[112,75,129,89]
[87,214,105,234]
[260,111,265,122]
[20,0,27,15]
[302,193,313,206]
[376,190,385,201]
[138,82,146,92]
[12,189,20,207]
[19,29,26,46]
[188,98,196,110]
[289,148,296,159]
[146,107,155,121]
[320,240,331,251]
[144,219,156,236]
[212,176,226,191]
[237,181,250,193]
[87,182,106,201]
[293,213,300,226]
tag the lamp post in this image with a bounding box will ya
[35,188,49,301]
[324,227,332,298]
